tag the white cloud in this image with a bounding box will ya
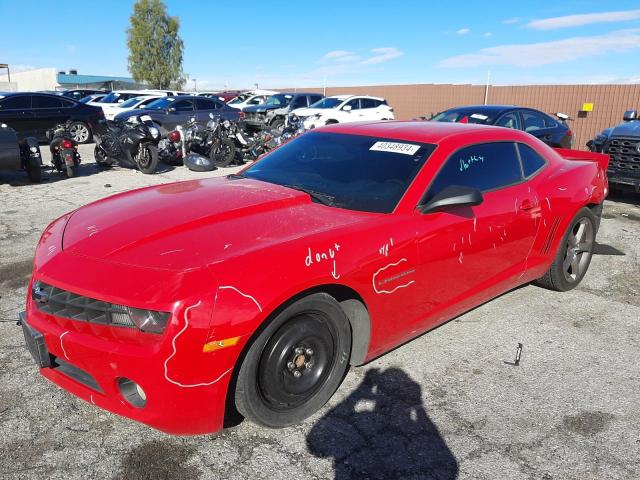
[439,28,640,68]
[483,32,493,37]
[502,17,520,24]
[528,9,640,30]
[318,50,361,63]
[360,47,404,65]
[456,28,470,35]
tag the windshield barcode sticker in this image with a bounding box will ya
[370,142,420,155]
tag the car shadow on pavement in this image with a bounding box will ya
[593,242,625,256]
[307,367,458,480]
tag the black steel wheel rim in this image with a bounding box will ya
[257,313,336,411]
[136,146,152,169]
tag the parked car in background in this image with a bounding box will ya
[293,95,394,129]
[198,91,242,102]
[79,94,108,104]
[243,92,324,130]
[113,95,240,130]
[19,121,608,434]
[87,90,167,108]
[430,105,573,148]
[587,108,640,191]
[60,89,108,102]
[102,96,164,121]
[0,92,104,143]
[227,91,277,110]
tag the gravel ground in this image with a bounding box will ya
[1,144,639,480]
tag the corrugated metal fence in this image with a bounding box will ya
[280,84,640,150]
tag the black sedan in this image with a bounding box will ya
[113,96,240,130]
[0,92,104,143]
[430,105,573,148]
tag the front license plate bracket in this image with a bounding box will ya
[18,312,51,368]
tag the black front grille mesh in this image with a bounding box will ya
[33,282,135,329]
[604,137,640,175]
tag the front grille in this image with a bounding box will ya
[33,282,134,329]
[244,112,265,123]
[604,137,640,176]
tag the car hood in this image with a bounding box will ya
[243,104,281,113]
[609,120,640,138]
[293,108,333,117]
[62,177,367,271]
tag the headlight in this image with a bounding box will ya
[105,304,170,334]
[149,127,160,139]
[30,146,38,153]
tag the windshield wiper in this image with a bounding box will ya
[282,184,335,206]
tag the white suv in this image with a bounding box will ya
[292,95,394,129]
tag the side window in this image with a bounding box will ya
[173,100,194,111]
[33,96,62,108]
[139,97,158,107]
[522,111,547,132]
[360,98,377,109]
[495,112,521,130]
[195,98,216,110]
[291,96,308,109]
[59,98,76,108]
[345,98,360,110]
[542,114,558,128]
[0,96,32,109]
[425,142,522,201]
[517,143,547,177]
[309,95,323,104]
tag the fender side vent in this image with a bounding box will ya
[541,217,561,255]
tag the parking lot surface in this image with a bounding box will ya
[1,144,639,480]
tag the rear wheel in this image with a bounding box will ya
[270,117,285,131]
[135,144,159,174]
[69,121,91,144]
[235,293,351,428]
[534,207,596,291]
[65,165,76,178]
[26,156,42,183]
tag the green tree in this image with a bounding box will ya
[127,0,186,89]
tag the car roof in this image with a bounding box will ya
[442,105,522,114]
[277,92,323,96]
[319,120,529,144]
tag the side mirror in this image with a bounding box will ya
[419,185,483,214]
[342,105,352,112]
[117,99,124,103]
[0,123,7,128]
[209,112,214,119]
[167,107,176,113]
[623,109,637,121]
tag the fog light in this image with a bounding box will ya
[117,378,147,408]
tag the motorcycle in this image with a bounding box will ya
[47,122,81,177]
[0,123,42,182]
[204,115,236,167]
[94,115,161,174]
[158,125,186,166]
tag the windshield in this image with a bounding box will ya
[431,108,496,124]
[243,132,435,213]
[309,97,344,109]
[264,94,292,107]
[228,93,252,104]
[145,97,175,110]
[119,97,146,108]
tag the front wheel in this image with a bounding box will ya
[534,207,596,291]
[211,138,236,167]
[135,143,159,174]
[94,145,111,168]
[235,293,351,428]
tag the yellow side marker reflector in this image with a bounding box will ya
[203,336,241,353]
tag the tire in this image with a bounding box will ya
[534,207,596,291]
[65,165,76,178]
[270,117,285,131]
[211,138,236,167]
[68,121,91,144]
[26,156,42,183]
[135,144,159,174]
[94,146,112,168]
[235,293,352,428]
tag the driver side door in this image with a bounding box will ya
[412,141,539,331]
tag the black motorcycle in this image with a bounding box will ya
[94,115,161,174]
[0,123,42,182]
[158,125,186,166]
[203,115,236,167]
[47,122,81,177]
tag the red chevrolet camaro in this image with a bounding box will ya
[20,121,608,435]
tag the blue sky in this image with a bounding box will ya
[2,0,640,89]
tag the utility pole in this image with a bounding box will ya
[484,70,491,105]
[193,78,197,92]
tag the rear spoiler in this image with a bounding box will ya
[554,148,609,171]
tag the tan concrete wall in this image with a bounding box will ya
[0,68,58,92]
[280,84,640,150]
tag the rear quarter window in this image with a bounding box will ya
[517,143,547,177]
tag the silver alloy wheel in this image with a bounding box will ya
[69,123,90,143]
[562,218,594,282]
